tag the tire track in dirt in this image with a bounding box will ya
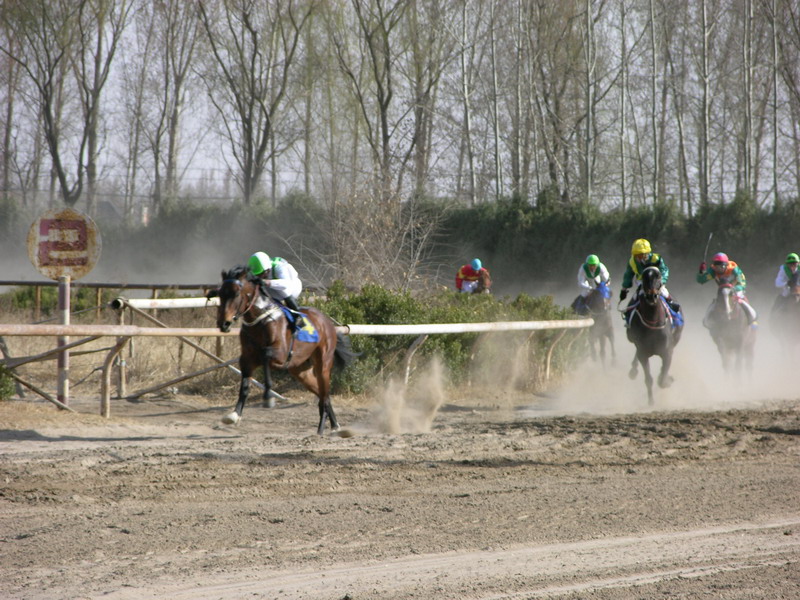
[100,518,800,600]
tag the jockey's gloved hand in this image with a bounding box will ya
[699,261,707,273]
[619,289,628,301]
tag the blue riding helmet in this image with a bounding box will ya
[471,258,482,271]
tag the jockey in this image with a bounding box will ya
[248,251,307,329]
[456,258,492,293]
[571,254,610,315]
[619,238,680,322]
[697,252,758,328]
[775,252,800,298]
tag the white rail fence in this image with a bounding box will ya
[0,296,593,418]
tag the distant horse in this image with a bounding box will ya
[770,271,800,354]
[474,269,492,294]
[625,266,683,405]
[211,266,358,435]
[585,281,615,365]
[705,282,755,373]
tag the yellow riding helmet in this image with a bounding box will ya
[631,238,651,256]
[248,252,270,275]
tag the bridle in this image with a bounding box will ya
[714,283,737,320]
[631,267,668,329]
[220,278,255,321]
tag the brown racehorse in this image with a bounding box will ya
[210,266,357,435]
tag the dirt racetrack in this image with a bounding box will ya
[2,321,800,600]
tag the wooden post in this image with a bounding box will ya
[57,276,70,406]
[117,308,127,398]
[34,286,41,322]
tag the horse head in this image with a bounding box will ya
[639,266,662,304]
[216,266,258,332]
[474,270,492,294]
[587,281,612,314]
[713,282,736,321]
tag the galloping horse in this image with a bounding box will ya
[211,266,358,435]
[770,271,800,355]
[585,281,615,365]
[706,282,755,373]
[625,266,683,405]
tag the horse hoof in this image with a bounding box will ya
[628,368,637,379]
[222,412,240,425]
[264,397,276,409]
[658,376,674,389]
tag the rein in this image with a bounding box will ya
[224,277,296,367]
[223,278,259,322]
[631,289,668,330]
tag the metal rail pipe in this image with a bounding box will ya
[0,324,236,337]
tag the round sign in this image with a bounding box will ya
[27,208,101,281]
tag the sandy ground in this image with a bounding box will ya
[2,308,800,600]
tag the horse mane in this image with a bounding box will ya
[222,265,258,285]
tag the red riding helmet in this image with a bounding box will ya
[712,252,729,265]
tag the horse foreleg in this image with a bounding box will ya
[639,355,654,406]
[629,354,639,379]
[223,367,251,425]
[261,347,276,408]
[657,351,674,389]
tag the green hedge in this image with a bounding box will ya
[1,286,118,316]
[311,282,583,394]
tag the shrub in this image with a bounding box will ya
[2,286,118,317]
[311,283,582,394]
[0,365,15,401]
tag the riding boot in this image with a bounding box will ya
[284,296,307,329]
[743,301,758,328]
[666,296,681,313]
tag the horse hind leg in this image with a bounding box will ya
[318,395,339,436]
[291,360,340,435]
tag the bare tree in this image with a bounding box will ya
[0,21,21,204]
[196,0,313,205]
[330,0,408,204]
[404,0,454,200]
[1,0,130,212]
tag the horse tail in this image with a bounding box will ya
[334,331,360,368]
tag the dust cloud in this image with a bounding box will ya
[529,292,799,418]
[368,358,447,434]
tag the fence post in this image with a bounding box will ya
[57,276,70,407]
[34,286,41,322]
[117,308,127,397]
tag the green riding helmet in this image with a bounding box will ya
[248,252,271,275]
[586,254,600,266]
[786,253,799,264]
